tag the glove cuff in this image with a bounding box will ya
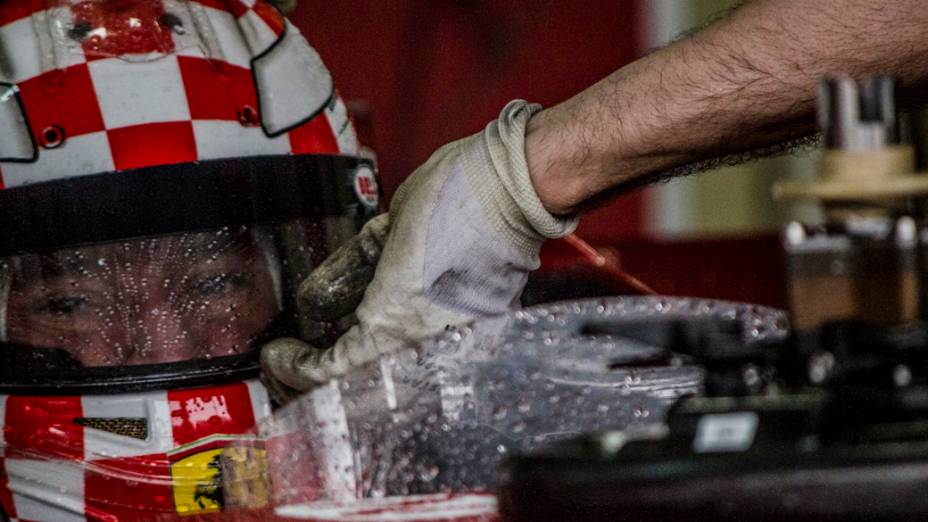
[472,100,580,256]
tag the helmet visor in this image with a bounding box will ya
[4,224,286,367]
[0,154,378,393]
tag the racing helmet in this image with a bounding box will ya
[0,1,378,518]
[0,0,379,390]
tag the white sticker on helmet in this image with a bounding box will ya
[252,21,333,136]
[0,84,36,162]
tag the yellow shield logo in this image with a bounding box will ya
[170,441,269,516]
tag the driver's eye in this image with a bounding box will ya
[191,273,246,297]
[39,296,90,316]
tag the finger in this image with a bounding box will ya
[261,337,333,393]
[260,368,304,406]
[297,213,390,322]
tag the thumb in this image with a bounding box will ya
[297,213,390,323]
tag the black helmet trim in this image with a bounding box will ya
[0,154,377,257]
[0,347,261,395]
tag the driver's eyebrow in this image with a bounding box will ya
[16,251,98,284]
[180,234,259,267]
[10,229,260,284]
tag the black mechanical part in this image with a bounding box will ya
[500,317,928,521]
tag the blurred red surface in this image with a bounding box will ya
[289,0,644,238]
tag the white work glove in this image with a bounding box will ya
[261,101,578,400]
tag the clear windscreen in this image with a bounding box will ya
[1,220,325,369]
[259,298,789,517]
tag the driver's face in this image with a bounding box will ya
[4,228,280,367]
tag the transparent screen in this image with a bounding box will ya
[262,297,789,507]
[2,224,287,367]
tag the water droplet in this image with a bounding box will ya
[418,465,440,482]
[492,406,507,420]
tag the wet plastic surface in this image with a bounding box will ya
[0,296,787,521]
[262,296,789,516]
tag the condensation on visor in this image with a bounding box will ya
[0,224,286,368]
[0,155,377,393]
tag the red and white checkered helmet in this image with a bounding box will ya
[0,0,381,376]
[1,0,362,178]
[0,0,386,372]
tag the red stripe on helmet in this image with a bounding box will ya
[4,396,84,461]
[84,454,174,518]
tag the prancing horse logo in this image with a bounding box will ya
[171,445,269,515]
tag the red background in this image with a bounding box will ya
[289,0,646,240]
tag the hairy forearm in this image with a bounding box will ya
[526,0,928,214]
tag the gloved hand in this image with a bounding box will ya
[261,101,578,400]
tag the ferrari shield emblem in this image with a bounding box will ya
[170,437,269,515]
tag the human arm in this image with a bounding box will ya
[527,0,928,214]
[262,0,928,394]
